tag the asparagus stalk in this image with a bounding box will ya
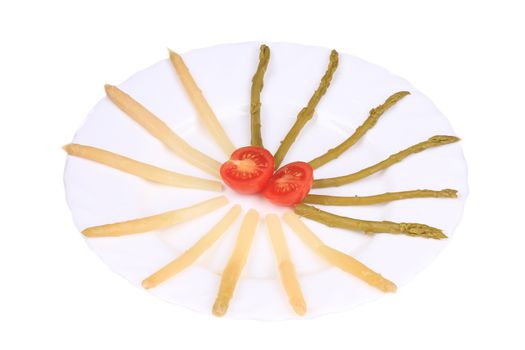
[250,45,270,147]
[213,209,260,317]
[105,84,221,178]
[303,189,457,206]
[63,143,223,192]
[169,50,236,156]
[142,205,241,289]
[265,214,307,316]
[82,196,228,237]
[309,91,410,169]
[294,203,446,239]
[283,212,396,292]
[273,50,339,168]
[313,135,460,188]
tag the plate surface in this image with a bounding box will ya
[64,42,468,319]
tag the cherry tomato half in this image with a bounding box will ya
[263,161,314,206]
[220,146,275,194]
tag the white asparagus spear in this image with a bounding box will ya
[212,209,259,317]
[63,143,222,192]
[82,196,228,237]
[142,205,242,289]
[105,84,221,178]
[283,212,397,292]
[265,214,307,316]
[169,50,236,156]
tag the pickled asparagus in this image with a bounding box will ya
[303,189,457,206]
[105,84,221,178]
[283,212,396,292]
[313,135,460,188]
[169,50,236,156]
[63,143,222,192]
[213,209,260,317]
[82,196,228,237]
[142,205,242,289]
[309,91,410,169]
[266,214,306,316]
[294,203,446,239]
[273,50,339,168]
[250,44,270,147]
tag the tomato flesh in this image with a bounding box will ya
[263,161,314,206]
[220,146,274,194]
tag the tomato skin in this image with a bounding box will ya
[220,146,275,194]
[263,161,314,206]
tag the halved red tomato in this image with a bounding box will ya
[220,146,274,194]
[263,161,314,206]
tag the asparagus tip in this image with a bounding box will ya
[428,135,461,145]
[81,228,94,237]
[168,48,180,59]
[104,84,115,94]
[212,300,228,317]
[435,231,448,239]
[395,90,411,98]
[258,44,270,63]
[381,279,398,293]
[401,223,448,239]
[329,50,339,65]
[441,189,458,198]
[291,299,307,316]
[141,279,154,290]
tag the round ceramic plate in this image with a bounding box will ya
[64,42,468,320]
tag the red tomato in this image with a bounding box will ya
[220,146,275,194]
[263,161,314,206]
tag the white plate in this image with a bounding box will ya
[64,42,468,320]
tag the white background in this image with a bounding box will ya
[0,0,523,349]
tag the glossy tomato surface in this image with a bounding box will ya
[263,161,314,206]
[220,146,274,194]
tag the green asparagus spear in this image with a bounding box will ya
[250,44,270,147]
[273,50,339,168]
[313,135,460,188]
[309,91,410,169]
[303,189,457,206]
[294,203,446,239]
